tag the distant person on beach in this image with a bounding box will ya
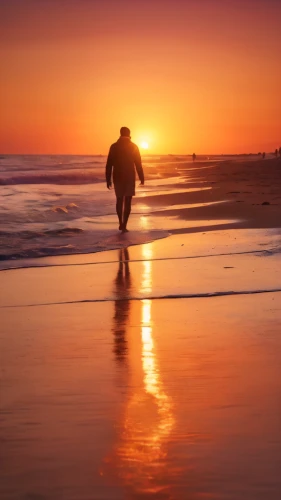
[106,127,144,233]
[262,152,266,159]
[192,153,196,162]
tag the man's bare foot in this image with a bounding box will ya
[119,224,123,231]
[122,227,129,233]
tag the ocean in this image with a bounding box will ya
[2,153,272,270]
[0,154,196,266]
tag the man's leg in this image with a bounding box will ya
[116,197,124,230]
[122,196,132,232]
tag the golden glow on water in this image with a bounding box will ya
[142,300,156,396]
[141,246,153,294]
[139,214,150,230]
[141,298,174,438]
[106,246,174,495]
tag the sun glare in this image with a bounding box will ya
[141,141,149,149]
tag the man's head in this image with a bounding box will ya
[120,126,131,138]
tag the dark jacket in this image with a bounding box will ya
[106,137,144,186]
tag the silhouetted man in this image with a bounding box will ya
[106,127,144,232]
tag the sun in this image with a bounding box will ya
[141,141,149,150]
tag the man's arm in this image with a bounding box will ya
[134,146,144,184]
[105,145,114,188]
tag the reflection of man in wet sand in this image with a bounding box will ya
[103,249,175,497]
[112,247,132,362]
[106,127,145,233]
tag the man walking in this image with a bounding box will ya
[106,127,144,232]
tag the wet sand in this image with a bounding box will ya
[1,158,281,499]
[142,158,281,230]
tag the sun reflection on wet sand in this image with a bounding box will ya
[141,297,174,451]
[104,246,174,497]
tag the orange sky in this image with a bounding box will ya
[0,0,280,154]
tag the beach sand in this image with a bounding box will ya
[1,158,281,499]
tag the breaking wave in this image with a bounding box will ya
[0,171,103,185]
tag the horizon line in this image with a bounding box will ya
[0,152,279,157]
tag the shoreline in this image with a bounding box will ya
[1,157,281,269]
[1,228,281,309]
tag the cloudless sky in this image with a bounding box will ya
[0,0,280,154]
